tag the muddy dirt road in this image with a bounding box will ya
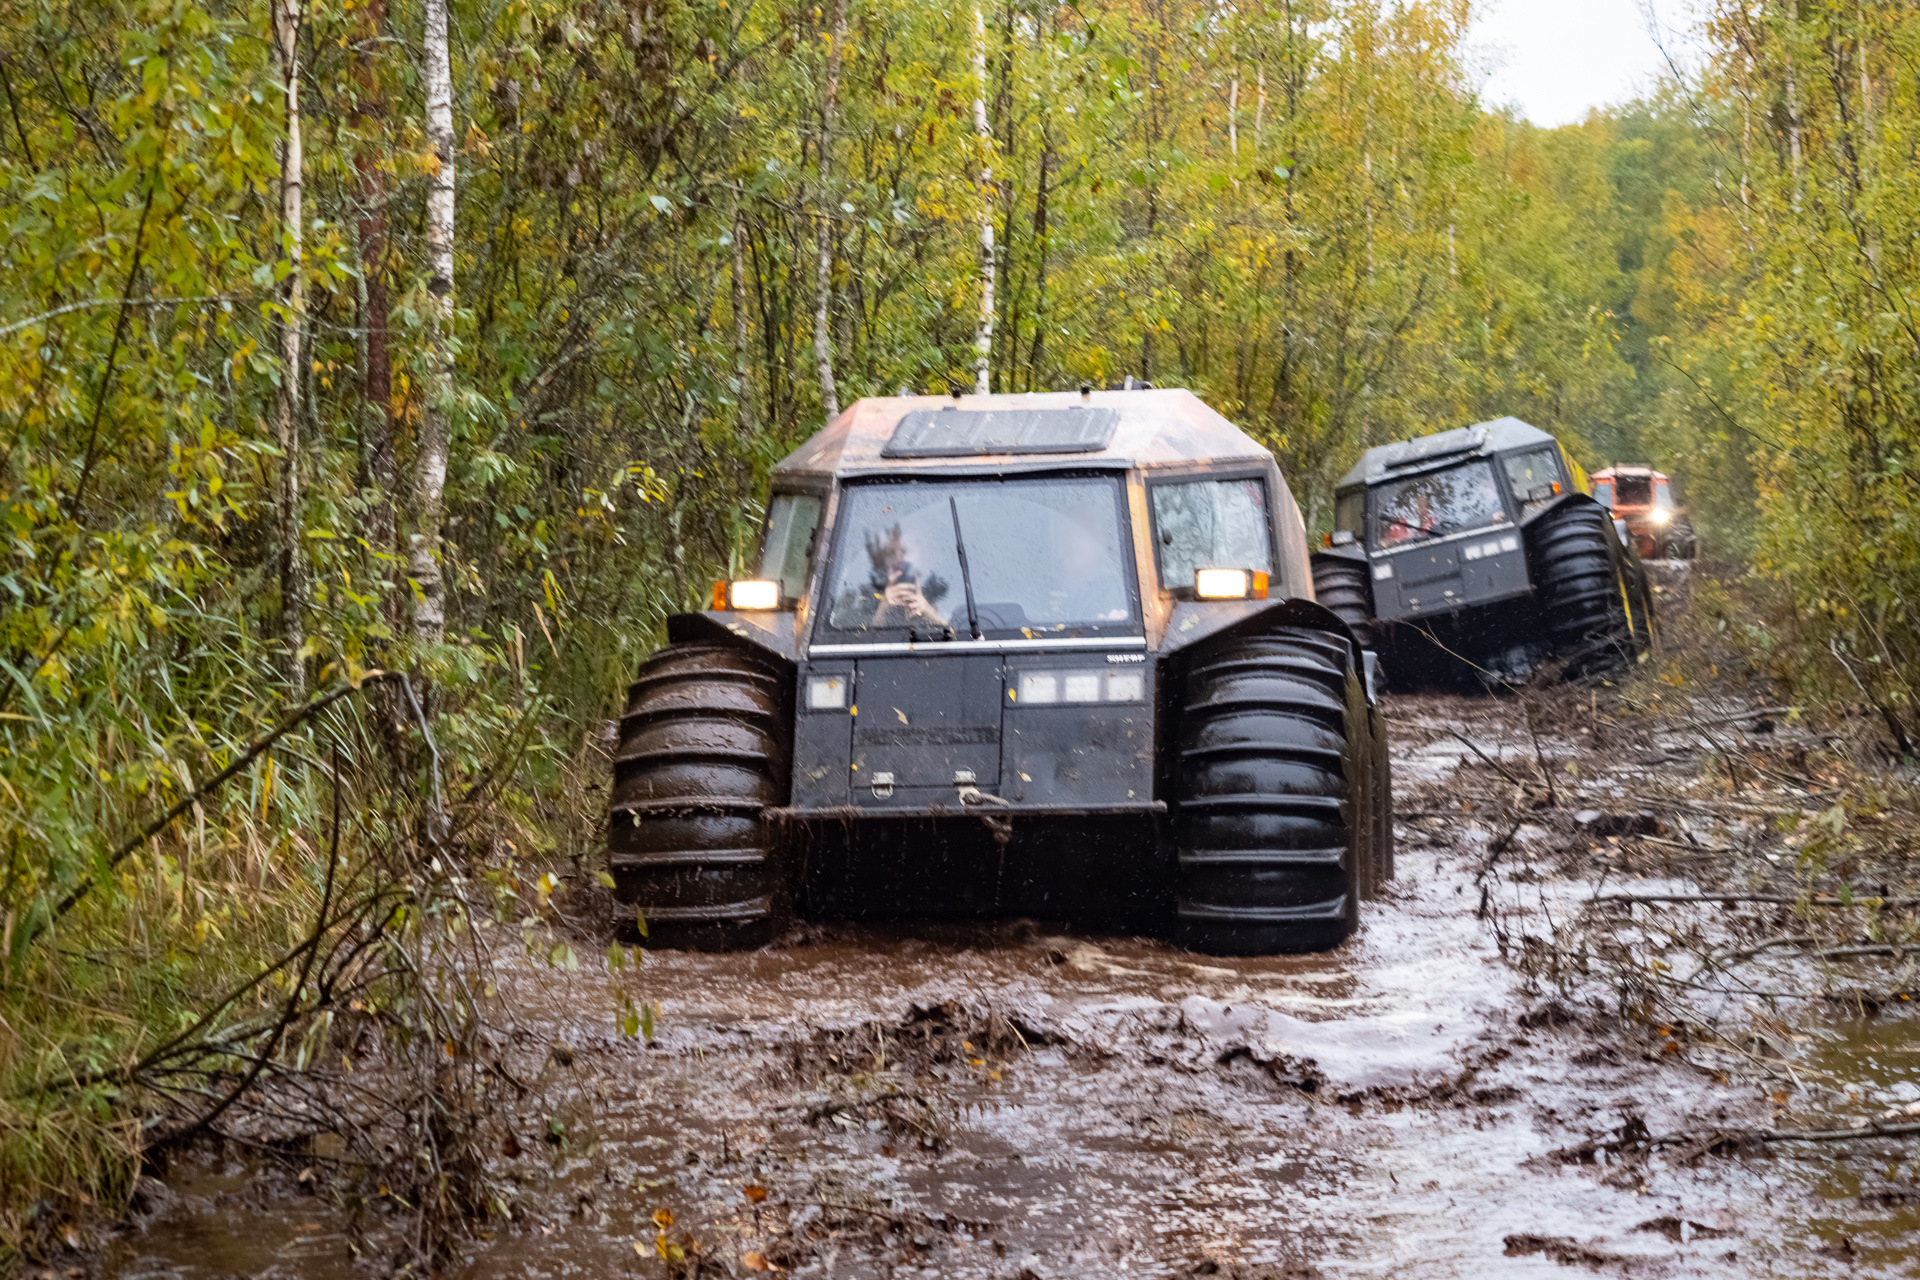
[108,689,1920,1279]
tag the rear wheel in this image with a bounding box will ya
[1529,503,1635,679]
[1171,626,1369,955]
[1310,555,1373,634]
[608,642,793,949]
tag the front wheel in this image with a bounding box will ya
[1171,626,1385,955]
[607,642,794,949]
[1529,502,1638,679]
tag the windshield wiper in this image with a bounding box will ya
[949,496,982,640]
[1381,516,1443,543]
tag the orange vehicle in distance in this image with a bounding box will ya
[1591,464,1696,560]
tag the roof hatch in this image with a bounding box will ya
[880,406,1120,458]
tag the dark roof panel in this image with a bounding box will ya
[882,406,1119,458]
[772,389,1273,479]
[1337,415,1557,489]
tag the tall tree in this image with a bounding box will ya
[972,0,995,393]
[273,0,307,694]
[813,0,850,421]
[413,0,455,646]
[354,0,397,616]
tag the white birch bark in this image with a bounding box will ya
[273,0,306,695]
[1783,0,1804,211]
[1228,54,1239,157]
[413,0,455,645]
[1255,66,1264,147]
[972,0,994,395]
[733,197,753,435]
[812,0,849,421]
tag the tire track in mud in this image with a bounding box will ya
[105,691,1920,1279]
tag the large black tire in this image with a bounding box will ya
[1171,626,1368,955]
[1310,555,1374,633]
[1529,502,1635,679]
[608,642,793,949]
[1664,516,1698,560]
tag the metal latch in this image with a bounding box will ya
[953,769,977,786]
[870,771,895,799]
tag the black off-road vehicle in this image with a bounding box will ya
[609,390,1392,956]
[1310,417,1653,686]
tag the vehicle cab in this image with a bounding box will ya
[1321,417,1590,624]
[696,389,1317,816]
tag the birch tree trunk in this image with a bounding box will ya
[1255,66,1264,148]
[972,0,994,394]
[733,197,753,435]
[1228,55,1239,157]
[273,0,306,696]
[1782,0,1804,210]
[812,0,849,422]
[354,0,396,621]
[413,0,455,646]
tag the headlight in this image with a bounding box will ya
[1649,509,1672,526]
[1013,670,1145,704]
[1194,568,1270,600]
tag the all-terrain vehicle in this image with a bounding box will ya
[1591,465,1697,560]
[609,390,1393,956]
[1310,417,1653,686]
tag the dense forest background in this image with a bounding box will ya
[2,0,1916,1254]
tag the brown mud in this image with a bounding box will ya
[102,675,1920,1278]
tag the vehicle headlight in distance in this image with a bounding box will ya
[1014,670,1145,704]
[807,675,847,709]
[718,579,781,610]
[1649,509,1672,525]
[1194,568,1270,600]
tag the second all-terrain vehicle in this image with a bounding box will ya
[1310,417,1653,686]
[609,389,1393,956]
[1591,464,1698,560]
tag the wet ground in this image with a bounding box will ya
[104,684,1920,1279]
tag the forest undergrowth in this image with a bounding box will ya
[1426,564,1920,1165]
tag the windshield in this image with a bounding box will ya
[1612,475,1653,506]
[1372,461,1508,550]
[822,476,1136,636]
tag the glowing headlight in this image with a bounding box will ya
[725,579,781,610]
[807,675,847,709]
[1194,568,1270,600]
[1014,670,1146,704]
[1649,509,1672,526]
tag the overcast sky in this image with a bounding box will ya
[1467,0,1700,126]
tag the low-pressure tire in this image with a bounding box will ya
[1171,626,1365,956]
[1310,555,1374,635]
[1665,517,1698,561]
[1529,503,1635,679]
[608,642,793,949]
